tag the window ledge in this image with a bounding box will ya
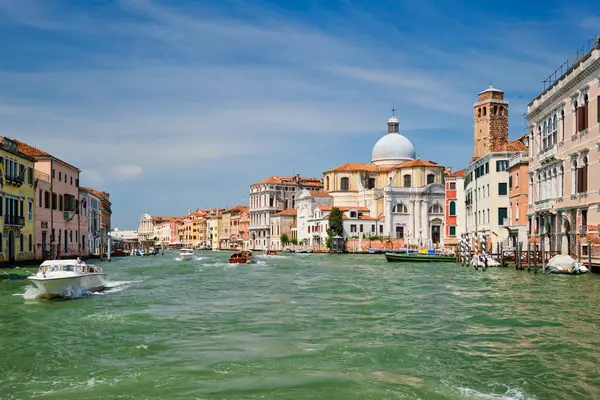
[571,134,578,141]
[570,194,577,200]
[579,130,588,138]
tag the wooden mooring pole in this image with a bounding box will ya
[527,241,531,272]
[541,238,545,273]
[533,242,538,274]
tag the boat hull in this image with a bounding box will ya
[385,253,456,263]
[179,254,195,261]
[28,274,107,299]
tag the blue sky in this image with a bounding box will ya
[0,0,598,228]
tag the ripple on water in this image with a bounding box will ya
[2,253,600,399]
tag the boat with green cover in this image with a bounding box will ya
[385,252,456,263]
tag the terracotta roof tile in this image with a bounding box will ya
[445,168,466,177]
[490,139,527,152]
[358,215,378,220]
[307,189,330,197]
[317,206,370,212]
[325,159,442,173]
[14,140,51,157]
[254,175,322,187]
[275,209,297,216]
[324,163,378,173]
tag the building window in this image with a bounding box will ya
[70,176,73,185]
[367,178,376,189]
[498,182,508,195]
[498,207,508,226]
[20,233,24,252]
[516,172,519,187]
[393,203,408,213]
[350,211,357,218]
[515,201,519,220]
[577,156,588,193]
[427,174,435,184]
[429,203,443,214]
[27,167,33,184]
[509,175,512,189]
[403,175,411,187]
[395,226,404,239]
[379,225,383,234]
[340,177,349,191]
[58,171,62,181]
[28,200,32,220]
[52,169,55,179]
[496,160,509,172]
[350,224,357,233]
[359,225,364,233]
[449,201,456,216]
[28,234,32,252]
[325,176,330,191]
[485,162,489,174]
[449,182,456,190]
[449,226,456,236]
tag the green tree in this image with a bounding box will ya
[280,233,290,246]
[290,237,298,245]
[326,207,344,250]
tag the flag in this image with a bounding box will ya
[82,197,87,208]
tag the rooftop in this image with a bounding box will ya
[254,175,322,187]
[324,159,441,173]
[14,139,80,171]
[275,209,297,216]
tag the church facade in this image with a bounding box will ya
[321,114,446,248]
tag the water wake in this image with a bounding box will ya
[459,386,534,400]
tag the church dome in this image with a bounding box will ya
[371,113,416,166]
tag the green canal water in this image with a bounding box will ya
[1,252,600,399]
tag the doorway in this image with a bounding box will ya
[431,225,441,245]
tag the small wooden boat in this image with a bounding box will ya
[230,250,254,264]
[263,250,277,256]
[385,252,455,263]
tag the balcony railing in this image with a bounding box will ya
[4,173,24,186]
[538,145,557,163]
[508,152,528,169]
[4,215,25,226]
[534,199,556,212]
[34,170,50,182]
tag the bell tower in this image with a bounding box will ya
[473,84,509,159]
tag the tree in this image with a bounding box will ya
[328,207,344,237]
[280,233,290,246]
[327,207,344,250]
[290,237,298,245]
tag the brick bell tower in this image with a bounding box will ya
[473,84,509,160]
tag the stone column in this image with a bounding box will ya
[411,200,416,243]
[421,200,428,247]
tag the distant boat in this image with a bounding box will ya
[179,248,195,261]
[295,249,313,253]
[385,252,455,263]
[263,249,277,256]
[230,250,255,264]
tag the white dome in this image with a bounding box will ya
[371,133,416,166]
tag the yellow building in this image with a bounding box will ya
[208,213,222,250]
[0,137,36,265]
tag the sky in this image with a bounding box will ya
[0,0,598,228]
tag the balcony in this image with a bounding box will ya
[508,152,528,169]
[4,215,25,226]
[538,145,557,163]
[4,173,24,187]
[534,199,556,212]
[501,217,510,227]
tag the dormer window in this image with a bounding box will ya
[350,211,357,218]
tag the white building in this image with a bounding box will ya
[249,175,323,250]
[322,113,446,248]
[137,210,154,242]
[153,220,172,245]
[111,227,138,242]
[296,189,333,245]
[306,206,379,247]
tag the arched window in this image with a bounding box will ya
[449,201,456,216]
[516,200,519,220]
[483,107,487,116]
[499,107,504,116]
[478,108,481,117]
[572,159,578,195]
[578,155,588,193]
[28,234,32,252]
[325,176,330,191]
[560,109,565,141]
[426,174,435,185]
[20,233,24,252]
[340,177,349,191]
[543,121,547,134]
[515,172,519,187]
[552,114,557,131]
[393,203,408,213]
[583,94,589,131]
[492,105,497,115]
[429,203,443,214]
[403,175,411,188]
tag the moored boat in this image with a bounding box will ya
[179,248,195,261]
[385,252,455,263]
[27,259,107,299]
[263,249,277,256]
[230,250,254,264]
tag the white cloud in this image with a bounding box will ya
[111,164,144,181]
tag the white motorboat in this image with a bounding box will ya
[470,254,500,269]
[179,248,196,261]
[27,259,107,299]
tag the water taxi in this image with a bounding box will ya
[27,259,107,299]
[385,249,455,263]
[179,248,196,261]
[230,250,254,264]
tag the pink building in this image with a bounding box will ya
[17,141,88,260]
[507,148,529,247]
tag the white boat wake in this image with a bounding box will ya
[15,279,141,300]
